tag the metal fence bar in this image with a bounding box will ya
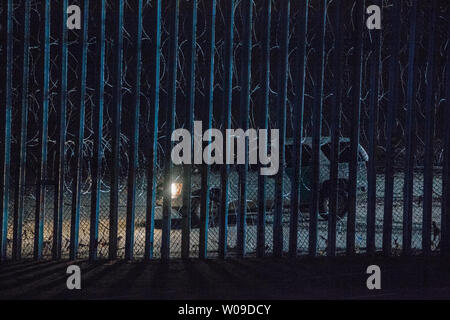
[70,0,89,260]
[34,0,51,260]
[309,0,327,257]
[237,0,253,258]
[383,0,401,257]
[89,0,106,262]
[289,0,308,258]
[181,0,198,260]
[442,17,450,257]
[109,0,124,260]
[161,0,180,261]
[403,0,418,256]
[219,0,234,259]
[199,0,216,259]
[257,0,271,258]
[366,0,382,255]
[422,0,437,256]
[13,0,31,261]
[346,0,364,256]
[125,0,143,261]
[273,0,290,258]
[327,0,342,257]
[144,0,161,261]
[52,0,68,260]
[0,0,13,261]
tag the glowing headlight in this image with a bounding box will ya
[171,183,183,199]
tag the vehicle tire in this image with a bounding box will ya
[319,181,349,219]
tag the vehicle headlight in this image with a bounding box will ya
[171,183,183,199]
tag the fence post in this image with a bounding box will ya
[309,0,327,257]
[109,0,124,260]
[34,0,51,260]
[403,0,419,256]
[199,0,217,259]
[144,0,162,261]
[161,0,180,261]
[125,0,143,261]
[346,0,364,256]
[383,0,401,257]
[289,0,309,258]
[219,0,234,259]
[0,0,13,262]
[70,0,89,260]
[366,0,382,255]
[257,0,272,259]
[237,0,253,258]
[273,0,290,258]
[327,0,342,257]
[422,0,438,256]
[89,0,106,262]
[13,0,32,261]
[52,0,68,260]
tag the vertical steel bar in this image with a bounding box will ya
[256,0,271,258]
[13,0,31,261]
[309,0,327,257]
[109,0,124,260]
[273,0,290,257]
[181,0,198,260]
[144,0,161,261]
[199,0,216,259]
[34,0,51,260]
[52,0,68,260]
[422,0,437,256]
[161,0,179,261]
[125,0,143,261]
[442,17,450,257]
[70,0,89,260]
[237,0,252,257]
[327,0,342,257]
[219,0,234,259]
[366,0,382,255]
[289,0,308,258]
[89,0,106,261]
[383,0,401,257]
[0,0,13,261]
[346,0,364,255]
[403,0,418,256]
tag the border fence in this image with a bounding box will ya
[0,0,449,261]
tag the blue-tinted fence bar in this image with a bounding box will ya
[383,0,402,257]
[89,0,106,261]
[257,0,272,258]
[403,0,418,256]
[308,0,327,257]
[289,0,308,258]
[346,0,365,256]
[34,0,51,260]
[199,0,216,259]
[366,0,382,255]
[52,0,68,260]
[13,0,31,261]
[144,0,161,261]
[109,0,124,260]
[0,0,13,262]
[161,0,180,261]
[125,0,144,261]
[219,0,234,259]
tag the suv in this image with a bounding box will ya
[155,137,368,226]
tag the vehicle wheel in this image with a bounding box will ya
[319,182,349,219]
